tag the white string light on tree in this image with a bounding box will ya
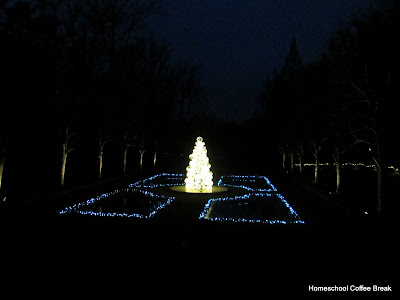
[185,137,213,192]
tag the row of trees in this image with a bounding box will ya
[60,121,160,186]
[261,1,400,214]
[0,0,205,196]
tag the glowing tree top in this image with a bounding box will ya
[185,137,213,192]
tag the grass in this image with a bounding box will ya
[0,168,396,299]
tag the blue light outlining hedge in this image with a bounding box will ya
[59,173,304,224]
[59,173,184,219]
[217,175,277,192]
[198,192,304,224]
[129,173,185,188]
[59,187,174,219]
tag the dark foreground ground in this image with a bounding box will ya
[0,172,396,299]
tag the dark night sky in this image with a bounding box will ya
[148,0,377,122]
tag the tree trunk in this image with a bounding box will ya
[282,152,286,170]
[153,151,157,167]
[60,125,76,187]
[99,151,103,178]
[61,145,67,186]
[335,159,341,193]
[333,146,341,193]
[290,153,294,173]
[123,147,128,174]
[139,150,145,170]
[0,155,5,191]
[314,156,318,183]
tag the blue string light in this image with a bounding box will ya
[217,175,278,192]
[59,173,304,224]
[199,192,304,224]
[59,187,175,219]
[295,162,399,172]
[60,173,186,218]
[129,173,185,188]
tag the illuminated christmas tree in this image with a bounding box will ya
[185,137,213,192]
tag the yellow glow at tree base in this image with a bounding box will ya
[170,185,228,194]
[184,137,214,192]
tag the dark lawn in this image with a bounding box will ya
[0,169,396,299]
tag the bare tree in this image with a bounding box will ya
[278,145,287,170]
[138,136,146,170]
[331,139,354,194]
[328,113,348,194]
[310,138,326,183]
[332,145,341,193]
[289,149,294,174]
[296,145,304,175]
[348,97,384,213]
[279,144,303,175]
[339,60,388,214]
[153,139,158,167]
[122,125,137,174]
[98,133,110,178]
[60,123,76,186]
[311,144,320,183]
[331,145,361,195]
